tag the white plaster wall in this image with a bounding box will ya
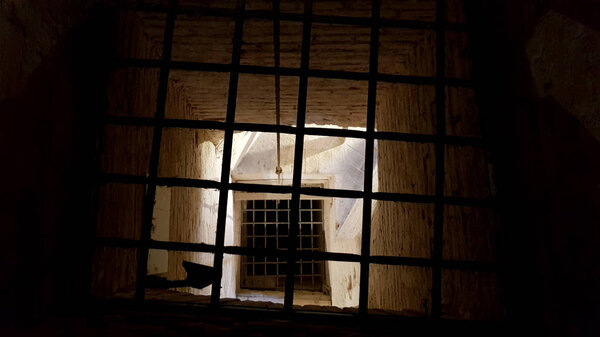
[322,198,361,308]
[221,132,261,299]
[232,130,368,308]
[233,131,369,228]
[188,132,253,298]
[148,186,171,275]
[221,190,237,299]
[189,140,221,295]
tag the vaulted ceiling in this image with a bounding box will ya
[106,0,470,129]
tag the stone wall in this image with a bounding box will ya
[368,16,502,317]
[94,8,228,295]
[160,128,222,296]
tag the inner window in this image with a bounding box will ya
[241,199,325,292]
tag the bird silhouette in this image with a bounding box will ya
[146,260,215,289]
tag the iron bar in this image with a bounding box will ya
[358,0,381,316]
[104,115,484,146]
[273,0,283,182]
[210,0,247,307]
[109,3,467,32]
[431,0,448,319]
[113,58,474,87]
[96,173,495,208]
[133,2,176,302]
[284,0,313,313]
[95,238,497,272]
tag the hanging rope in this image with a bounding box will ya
[273,0,282,184]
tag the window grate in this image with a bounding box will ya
[92,0,498,319]
[241,199,324,292]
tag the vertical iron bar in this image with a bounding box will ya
[284,0,312,313]
[310,200,315,288]
[358,0,381,315]
[276,198,279,288]
[274,0,283,181]
[210,0,247,306]
[88,80,109,301]
[431,0,447,319]
[134,2,176,302]
[252,212,255,281]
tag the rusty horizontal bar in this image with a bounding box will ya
[112,58,474,88]
[94,238,496,272]
[103,115,484,146]
[110,4,467,32]
[96,173,495,208]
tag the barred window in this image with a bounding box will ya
[92,0,501,322]
[241,199,325,292]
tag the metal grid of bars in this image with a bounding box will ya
[241,199,324,292]
[94,0,497,318]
